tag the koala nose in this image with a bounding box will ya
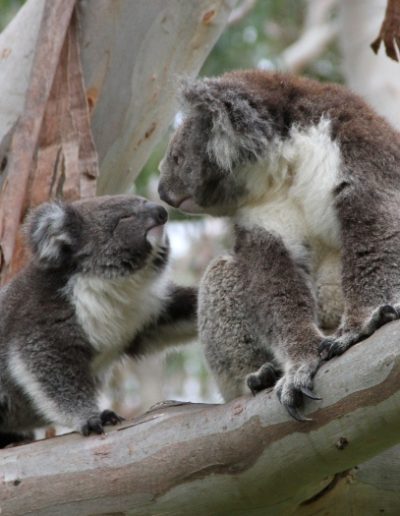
[158,181,172,205]
[149,204,168,225]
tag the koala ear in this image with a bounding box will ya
[26,202,80,268]
[180,78,271,171]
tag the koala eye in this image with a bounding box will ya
[112,215,137,233]
[171,152,182,166]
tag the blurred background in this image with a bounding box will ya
[1,0,398,419]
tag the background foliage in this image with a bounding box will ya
[0,0,23,29]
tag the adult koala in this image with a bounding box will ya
[158,70,400,420]
[0,195,197,442]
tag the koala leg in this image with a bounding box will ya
[199,256,279,402]
[319,189,400,360]
[235,227,325,421]
[200,235,323,422]
[8,343,123,435]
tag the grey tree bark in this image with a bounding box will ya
[1,321,400,515]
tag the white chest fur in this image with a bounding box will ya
[238,117,342,257]
[68,269,169,359]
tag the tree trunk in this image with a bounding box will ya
[339,0,400,130]
[2,321,400,515]
[0,0,237,196]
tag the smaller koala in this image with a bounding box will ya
[0,195,197,441]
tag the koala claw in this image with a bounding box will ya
[368,304,399,330]
[100,409,125,426]
[275,362,320,422]
[300,385,322,401]
[286,405,312,423]
[276,385,313,422]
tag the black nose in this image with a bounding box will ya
[149,204,168,225]
[158,181,171,205]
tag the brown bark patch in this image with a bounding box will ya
[371,0,400,61]
[0,1,98,284]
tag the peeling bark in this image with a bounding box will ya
[0,1,98,283]
[0,0,77,282]
[339,0,400,130]
[1,321,400,515]
[371,0,400,60]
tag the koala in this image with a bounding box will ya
[158,70,400,420]
[0,195,197,442]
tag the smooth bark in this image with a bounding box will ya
[1,321,400,515]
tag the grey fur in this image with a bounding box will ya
[158,70,400,419]
[0,195,197,440]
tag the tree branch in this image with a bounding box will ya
[2,320,400,515]
[280,22,338,73]
[228,0,257,26]
[280,0,338,73]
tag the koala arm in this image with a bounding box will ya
[319,186,400,359]
[126,284,198,357]
[7,333,121,435]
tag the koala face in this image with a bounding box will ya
[158,77,272,216]
[27,195,168,277]
[158,118,244,217]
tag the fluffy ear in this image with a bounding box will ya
[180,78,271,171]
[26,202,80,268]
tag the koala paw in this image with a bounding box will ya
[81,410,124,436]
[319,304,399,361]
[100,409,125,426]
[81,415,104,436]
[275,362,321,422]
[246,363,280,395]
